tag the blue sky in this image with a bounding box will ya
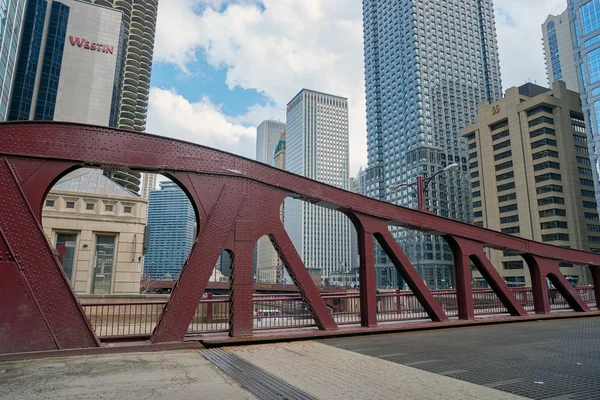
[147,0,569,177]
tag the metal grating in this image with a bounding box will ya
[202,348,317,400]
[321,318,600,400]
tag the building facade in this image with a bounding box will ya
[257,129,287,284]
[543,10,579,92]
[0,0,26,120]
[79,0,160,195]
[143,181,196,279]
[255,120,285,284]
[362,0,503,288]
[43,168,147,294]
[566,0,600,213]
[284,89,351,283]
[461,81,598,286]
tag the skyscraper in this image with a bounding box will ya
[0,0,26,120]
[144,181,196,279]
[543,10,579,91]
[255,120,285,283]
[363,0,503,288]
[81,0,159,194]
[566,0,600,210]
[284,89,351,283]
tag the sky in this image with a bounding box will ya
[146,0,569,178]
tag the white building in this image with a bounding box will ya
[543,10,579,92]
[256,120,286,166]
[284,89,351,282]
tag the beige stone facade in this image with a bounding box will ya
[461,81,599,287]
[42,169,148,295]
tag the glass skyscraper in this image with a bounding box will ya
[363,0,503,288]
[143,181,196,279]
[566,0,600,209]
[0,0,25,120]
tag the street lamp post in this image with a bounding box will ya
[387,163,460,212]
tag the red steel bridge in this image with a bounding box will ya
[0,121,599,358]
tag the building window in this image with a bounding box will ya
[490,120,508,131]
[529,127,556,138]
[539,209,567,218]
[542,233,570,242]
[469,161,478,169]
[472,181,480,188]
[589,236,600,244]
[541,221,568,229]
[492,130,509,141]
[498,193,517,203]
[587,224,600,232]
[573,134,587,143]
[538,197,565,206]
[500,215,519,224]
[531,138,557,149]
[124,206,132,213]
[578,167,593,176]
[576,156,591,165]
[528,116,554,127]
[537,185,563,194]
[473,191,481,198]
[535,173,561,182]
[55,233,77,282]
[497,182,516,192]
[471,171,480,178]
[496,171,514,181]
[499,204,518,213]
[86,203,95,210]
[466,132,476,141]
[501,226,520,234]
[495,161,513,171]
[585,212,600,220]
[473,201,482,208]
[534,161,560,171]
[494,150,512,161]
[91,235,116,294]
[532,149,559,160]
[493,140,511,151]
[105,204,114,212]
[580,178,595,186]
[469,151,477,159]
[45,199,55,207]
[575,145,589,154]
[503,261,524,270]
[527,105,553,117]
[583,201,598,209]
[66,201,75,209]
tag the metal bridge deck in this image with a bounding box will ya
[321,317,600,400]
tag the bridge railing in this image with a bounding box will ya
[81,287,596,339]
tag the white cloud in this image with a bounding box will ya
[146,88,256,158]
[151,0,571,176]
[495,0,568,89]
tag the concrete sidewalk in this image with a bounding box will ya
[0,343,526,400]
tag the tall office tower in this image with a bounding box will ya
[284,89,351,283]
[567,0,600,211]
[143,181,196,279]
[82,0,159,195]
[255,120,285,283]
[462,81,598,286]
[543,10,579,91]
[141,173,156,199]
[257,130,287,283]
[256,120,286,166]
[0,0,26,120]
[363,0,503,288]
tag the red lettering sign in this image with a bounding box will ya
[69,36,115,55]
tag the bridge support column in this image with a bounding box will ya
[446,236,474,320]
[357,227,377,327]
[230,227,254,338]
[589,266,600,310]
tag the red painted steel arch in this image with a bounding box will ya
[0,121,599,355]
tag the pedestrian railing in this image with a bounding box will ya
[81,287,596,340]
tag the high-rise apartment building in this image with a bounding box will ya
[0,0,26,120]
[284,89,351,282]
[141,173,156,199]
[461,81,598,287]
[256,120,285,166]
[543,10,579,91]
[362,0,503,288]
[143,181,196,279]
